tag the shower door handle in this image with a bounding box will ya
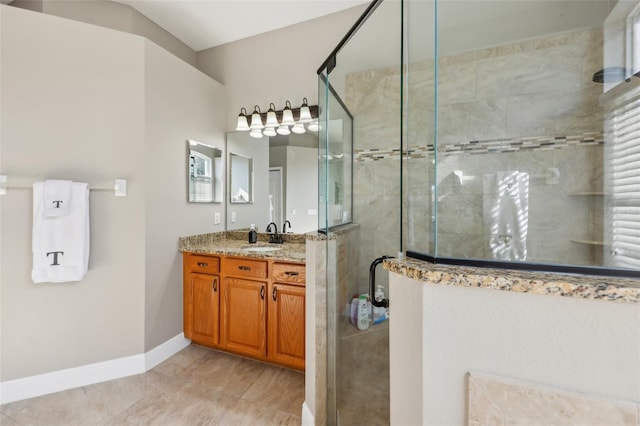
[369,256,392,308]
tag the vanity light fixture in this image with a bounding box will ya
[291,123,306,134]
[265,103,278,128]
[277,101,294,135]
[277,124,291,136]
[235,107,250,131]
[249,105,264,130]
[263,127,277,137]
[249,129,264,138]
[281,101,295,126]
[298,98,312,123]
[235,99,319,138]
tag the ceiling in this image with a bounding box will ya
[114,0,369,52]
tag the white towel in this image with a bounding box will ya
[483,171,529,261]
[44,179,72,217]
[32,181,90,283]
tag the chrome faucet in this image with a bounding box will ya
[282,220,291,234]
[266,222,283,244]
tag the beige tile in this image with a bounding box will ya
[106,389,228,425]
[164,348,267,398]
[0,412,42,426]
[239,366,305,416]
[215,396,299,426]
[470,373,638,426]
[0,385,117,426]
[468,375,505,426]
[2,345,305,426]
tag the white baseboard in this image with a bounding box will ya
[301,401,314,426]
[144,333,191,371]
[0,333,191,405]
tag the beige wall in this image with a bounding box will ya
[144,41,226,351]
[389,273,640,425]
[9,0,196,66]
[0,5,146,380]
[196,5,368,132]
[0,4,226,380]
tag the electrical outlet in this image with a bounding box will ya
[214,212,220,225]
[231,212,237,223]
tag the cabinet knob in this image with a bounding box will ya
[238,265,251,271]
[260,285,265,300]
[284,271,299,277]
[272,286,277,301]
[212,278,217,292]
[197,262,208,267]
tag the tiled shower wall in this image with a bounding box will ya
[346,27,605,266]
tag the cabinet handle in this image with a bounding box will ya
[197,262,208,267]
[212,278,217,292]
[272,286,277,301]
[238,265,251,271]
[284,271,299,277]
[260,285,265,300]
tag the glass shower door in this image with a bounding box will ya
[318,1,403,424]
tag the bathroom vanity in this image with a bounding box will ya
[179,232,306,370]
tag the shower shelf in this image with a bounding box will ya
[570,238,605,246]
[569,192,605,196]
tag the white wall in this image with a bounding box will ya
[0,4,146,380]
[144,41,226,351]
[0,4,226,382]
[389,273,640,425]
[196,5,368,132]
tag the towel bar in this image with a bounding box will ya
[0,175,127,197]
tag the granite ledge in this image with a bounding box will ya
[179,232,305,263]
[384,258,640,304]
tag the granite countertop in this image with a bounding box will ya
[179,231,306,263]
[384,257,640,304]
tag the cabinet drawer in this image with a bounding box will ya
[185,254,220,275]
[272,262,306,286]
[224,257,268,279]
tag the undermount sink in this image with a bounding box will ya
[242,246,283,252]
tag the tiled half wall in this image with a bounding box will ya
[468,372,640,425]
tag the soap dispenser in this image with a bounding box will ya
[248,224,257,244]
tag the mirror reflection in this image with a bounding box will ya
[226,131,318,233]
[187,140,222,203]
[229,153,253,203]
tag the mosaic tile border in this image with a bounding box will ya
[355,132,604,162]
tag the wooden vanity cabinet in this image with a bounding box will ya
[268,262,306,369]
[183,253,305,370]
[183,253,220,347]
[220,257,268,358]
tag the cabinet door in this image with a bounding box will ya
[188,272,220,347]
[268,283,305,370]
[221,277,267,358]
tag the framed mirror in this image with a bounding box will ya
[187,140,222,203]
[229,152,253,204]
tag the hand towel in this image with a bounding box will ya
[44,179,72,217]
[32,181,90,283]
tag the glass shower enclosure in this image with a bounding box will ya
[318,0,640,424]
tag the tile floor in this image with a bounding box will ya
[0,344,304,425]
